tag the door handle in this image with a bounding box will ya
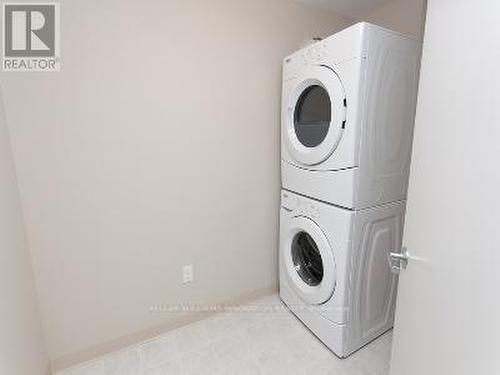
[388,247,409,274]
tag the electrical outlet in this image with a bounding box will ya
[182,264,193,284]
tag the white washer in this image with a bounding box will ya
[281,22,421,209]
[279,190,404,357]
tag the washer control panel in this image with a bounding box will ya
[281,191,321,219]
[281,190,300,211]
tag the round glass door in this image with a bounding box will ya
[285,65,346,166]
[282,216,336,305]
[292,231,324,286]
[294,85,332,148]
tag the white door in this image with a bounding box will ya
[390,1,500,374]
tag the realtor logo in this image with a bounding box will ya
[3,3,60,71]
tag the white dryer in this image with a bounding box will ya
[279,189,404,357]
[281,22,420,209]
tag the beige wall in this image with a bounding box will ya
[1,0,352,364]
[361,0,427,40]
[0,92,48,374]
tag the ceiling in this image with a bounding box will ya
[295,0,394,18]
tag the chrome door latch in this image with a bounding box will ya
[389,247,410,274]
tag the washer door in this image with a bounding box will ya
[283,216,336,305]
[285,65,346,166]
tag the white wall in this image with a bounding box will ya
[0,0,353,364]
[0,91,48,374]
[361,0,427,40]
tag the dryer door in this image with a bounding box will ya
[282,216,336,305]
[284,65,346,166]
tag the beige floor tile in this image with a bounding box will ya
[60,294,392,375]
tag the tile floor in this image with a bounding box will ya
[55,294,392,375]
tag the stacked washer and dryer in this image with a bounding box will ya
[279,22,420,357]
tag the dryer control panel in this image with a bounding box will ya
[283,42,328,81]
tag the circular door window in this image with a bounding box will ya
[285,65,346,166]
[292,231,324,286]
[282,217,336,305]
[294,85,331,148]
